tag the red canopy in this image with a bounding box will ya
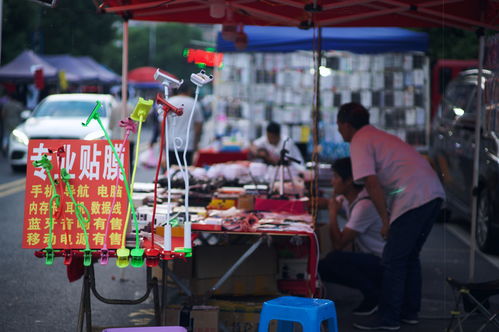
[98,0,498,31]
[96,0,498,281]
[128,66,178,83]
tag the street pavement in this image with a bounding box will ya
[329,220,499,332]
[0,147,498,331]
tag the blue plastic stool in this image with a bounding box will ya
[102,327,186,332]
[258,296,338,332]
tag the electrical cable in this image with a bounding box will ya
[150,105,167,252]
[101,130,130,264]
[82,102,143,267]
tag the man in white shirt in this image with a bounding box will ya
[251,121,304,166]
[336,102,445,331]
[319,157,385,317]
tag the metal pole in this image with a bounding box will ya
[149,23,156,64]
[0,0,3,65]
[121,20,129,119]
[312,27,322,224]
[469,32,485,282]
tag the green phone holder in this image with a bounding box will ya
[82,101,102,127]
[44,248,55,265]
[33,154,53,171]
[174,247,192,258]
[82,249,93,267]
[130,248,145,267]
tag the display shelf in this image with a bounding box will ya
[213,50,430,159]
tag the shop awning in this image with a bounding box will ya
[97,0,498,31]
[216,26,428,53]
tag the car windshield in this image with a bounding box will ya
[31,100,108,118]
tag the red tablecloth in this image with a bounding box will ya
[194,149,249,167]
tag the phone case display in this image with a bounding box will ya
[213,50,430,157]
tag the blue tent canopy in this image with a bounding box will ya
[0,50,120,85]
[76,56,121,84]
[0,50,58,82]
[41,54,120,85]
[42,55,100,84]
[217,26,428,53]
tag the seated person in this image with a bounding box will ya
[250,121,304,166]
[318,157,385,316]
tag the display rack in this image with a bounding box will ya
[213,50,430,159]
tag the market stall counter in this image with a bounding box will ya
[20,79,321,331]
[27,156,318,331]
[194,148,249,167]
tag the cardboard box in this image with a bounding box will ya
[237,194,255,211]
[152,258,193,286]
[193,244,277,279]
[190,274,279,296]
[209,299,278,332]
[210,299,261,332]
[278,258,308,280]
[190,244,278,297]
[166,305,218,332]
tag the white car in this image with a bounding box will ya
[8,93,118,171]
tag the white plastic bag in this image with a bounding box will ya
[139,147,159,169]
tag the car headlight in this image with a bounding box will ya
[11,129,29,146]
[84,130,105,140]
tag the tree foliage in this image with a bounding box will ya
[2,0,119,65]
[2,1,485,81]
[421,28,479,63]
[126,23,203,81]
[2,1,38,63]
[2,1,205,82]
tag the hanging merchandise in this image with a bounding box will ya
[127,98,156,266]
[82,101,147,268]
[151,68,184,262]
[60,168,92,266]
[33,66,45,90]
[32,155,61,265]
[99,118,137,265]
[171,70,213,258]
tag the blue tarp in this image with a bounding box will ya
[0,50,120,85]
[0,50,58,82]
[217,26,428,53]
[42,54,97,83]
[42,55,120,84]
[76,56,121,84]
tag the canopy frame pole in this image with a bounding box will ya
[121,19,129,119]
[469,30,485,282]
[311,27,322,224]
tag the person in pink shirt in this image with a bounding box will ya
[336,102,445,331]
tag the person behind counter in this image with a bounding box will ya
[336,102,445,331]
[250,121,304,166]
[318,157,385,317]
